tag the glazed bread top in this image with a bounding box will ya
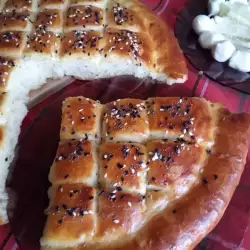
[0,0,188,225]
[0,0,187,83]
[41,97,250,250]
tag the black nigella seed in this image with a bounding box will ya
[206,149,212,155]
[62,204,68,209]
[121,176,125,182]
[116,186,122,192]
[5,158,8,162]
[152,177,156,181]
[56,206,60,213]
[79,209,84,216]
[117,163,125,169]
[89,196,94,200]
[64,174,69,179]
[124,170,129,176]
[214,174,218,180]
[99,190,104,196]
[172,209,177,214]
[203,178,209,185]
[58,218,63,224]
[104,165,108,169]
[58,185,63,192]
[84,152,91,156]
[67,209,75,217]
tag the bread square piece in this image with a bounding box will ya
[147,97,215,146]
[103,28,153,67]
[99,143,147,194]
[0,11,34,32]
[106,1,143,32]
[96,190,146,240]
[146,140,206,191]
[3,0,36,12]
[34,9,63,33]
[40,184,96,248]
[64,5,104,31]
[24,30,60,58]
[60,30,103,59]
[102,98,149,143]
[49,139,98,185]
[0,57,16,90]
[60,97,102,141]
[0,31,27,57]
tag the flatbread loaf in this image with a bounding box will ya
[40,97,250,250]
[0,0,187,224]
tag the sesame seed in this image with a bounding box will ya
[128,202,132,207]
[113,219,120,224]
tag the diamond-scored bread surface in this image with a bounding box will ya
[40,96,250,250]
[0,0,188,226]
[0,0,187,80]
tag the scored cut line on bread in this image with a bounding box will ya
[40,96,250,250]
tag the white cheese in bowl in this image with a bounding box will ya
[192,0,250,72]
[198,32,225,49]
[192,15,215,35]
[229,50,250,72]
[211,40,236,62]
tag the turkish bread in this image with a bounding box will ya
[40,96,250,250]
[0,0,187,224]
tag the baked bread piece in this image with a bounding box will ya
[0,0,187,224]
[41,96,250,250]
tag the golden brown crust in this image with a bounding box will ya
[0,31,26,57]
[96,191,146,240]
[146,140,206,189]
[102,98,149,143]
[103,28,153,67]
[4,0,35,12]
[0,56,16,90]
[106,1,144,32]
[41,184,96,247]
[49,140,98,185]
[60,97,102,141]
[99,143,147,194]
[147,97,216,145]
[24,30,60,57]
[60,30,103,59]
[64,5,104,30]
[0,11,33,32]
[41,97,250,250]
[34,9,62,32]
[0,0,187,83]
[117,0,187,81]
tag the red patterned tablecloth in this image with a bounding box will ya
[1,0,250,249]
